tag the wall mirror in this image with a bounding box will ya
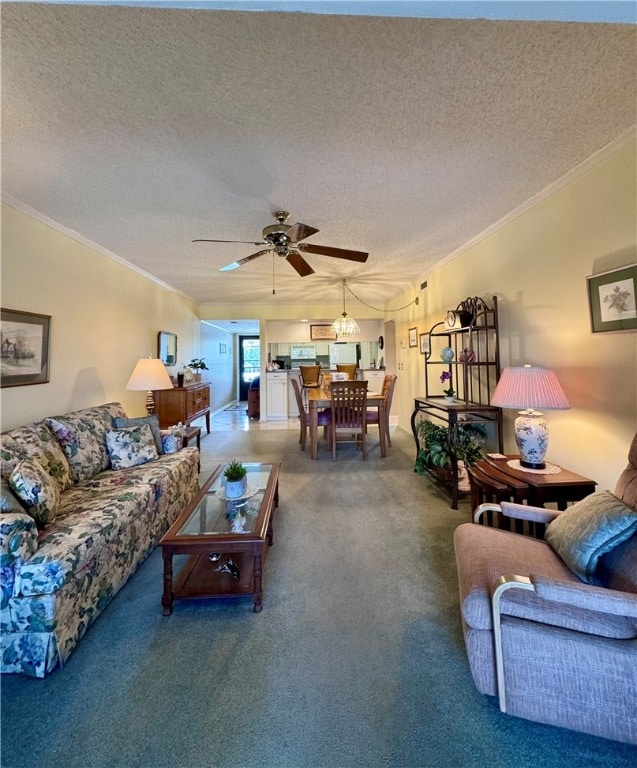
[157,331,177,366]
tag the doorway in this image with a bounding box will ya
[239,336,260,400]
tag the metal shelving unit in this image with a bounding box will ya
[411,296,503,509]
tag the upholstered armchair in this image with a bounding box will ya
[454,433,637,744]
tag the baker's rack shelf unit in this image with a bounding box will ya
[411,295,503,509]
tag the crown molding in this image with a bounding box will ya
[421,127,636,279]
[1,193,193,301]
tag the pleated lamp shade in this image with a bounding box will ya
[491,365,570,469]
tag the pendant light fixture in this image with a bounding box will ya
[331,279,361,339]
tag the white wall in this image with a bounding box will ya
[200,321,236,411]
[1,204,200,428]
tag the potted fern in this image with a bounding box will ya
[223,459,247,499]
[414,420,486,487]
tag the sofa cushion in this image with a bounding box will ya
[1,422,72,491]
[546,491,637,584]
[14,481,156,596]
[9,458,60,528]
[113,414,163,454]
[45,402,127,483]
[1,478,25,514]
[105,425,158,470]
[454,524,637,639]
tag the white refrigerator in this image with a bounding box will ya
[329,343,358,366]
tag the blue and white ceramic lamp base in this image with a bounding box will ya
[514,409,549,469]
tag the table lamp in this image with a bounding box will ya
[491,364,570,469]
[125,356,173,414]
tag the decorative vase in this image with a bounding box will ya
[444,396,456,404]
[225,476,248,499]
[440,346,454,362]
[194,372,202,383]
[514,409,549,469]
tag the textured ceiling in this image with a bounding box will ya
[2,4,636,307]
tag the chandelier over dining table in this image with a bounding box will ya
[331,279,361,339]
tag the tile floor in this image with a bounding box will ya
[202,402,298,433]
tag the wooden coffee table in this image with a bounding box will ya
[160,462,280,614]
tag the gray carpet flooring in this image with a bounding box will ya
[2,427,636,768]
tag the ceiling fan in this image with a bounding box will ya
[193,211,369,277]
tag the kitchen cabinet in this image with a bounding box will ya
[361,370,385,391]
[267,372,288,420]
[153,382,211,433]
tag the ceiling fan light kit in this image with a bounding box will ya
[194,211,369,278]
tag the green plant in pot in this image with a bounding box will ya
[414,419,486,477]
[188,358,208,381]
[224,459,247,499]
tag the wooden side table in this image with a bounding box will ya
[182,426,201,472]
[469,454,596,512]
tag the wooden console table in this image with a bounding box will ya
[153,382,211,433]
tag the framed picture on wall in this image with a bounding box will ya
[219,343,227,354]
[1,308,51,388]
[587,264,637,333]
[310,324,336,340]
[419,333,430,355]
[408,327,418,348]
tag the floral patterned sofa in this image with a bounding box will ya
[0,402,199,677]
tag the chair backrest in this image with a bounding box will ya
[336,364,357,380]
[330,380,368,430]
[382,374,397,415]
[615,431,637,511]
[290,377,308,424]
[300,365,321,386]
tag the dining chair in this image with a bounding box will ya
[366,374,397,447]
[290,377,330,451]
[335,363,357,380]
[329,380,368,461]
[299,364,321,404]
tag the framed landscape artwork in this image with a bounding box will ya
[1,308,51,387]
[408,327,418,348]
[587,264,637,333]
[310,324,336,340]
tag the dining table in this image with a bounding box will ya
[307,387,387,460]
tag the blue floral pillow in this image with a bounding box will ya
[160,430,182,454]
[113,414,163,454]
[9,457,60,528]
[546,491,637,584]
[105,425,158,470]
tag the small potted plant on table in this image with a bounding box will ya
[188,358,209,382]
[224,459,248,499]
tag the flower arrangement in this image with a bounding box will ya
[440,370,455,398]
[188,358,209,372]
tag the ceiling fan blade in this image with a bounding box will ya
[286,222,319,243]
[298,243,368,262]
[219,249,271,272]
[193,239,266,245]
[286,250,315,277]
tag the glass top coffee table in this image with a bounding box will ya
[160,462,280,614]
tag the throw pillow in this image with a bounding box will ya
[160,430,181,454]
[546,490,637,584]
[105,425,158,470]
[45,416,107,484]
[1,477,26,514]
[9,457,60,528]
[113,415,163,455]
